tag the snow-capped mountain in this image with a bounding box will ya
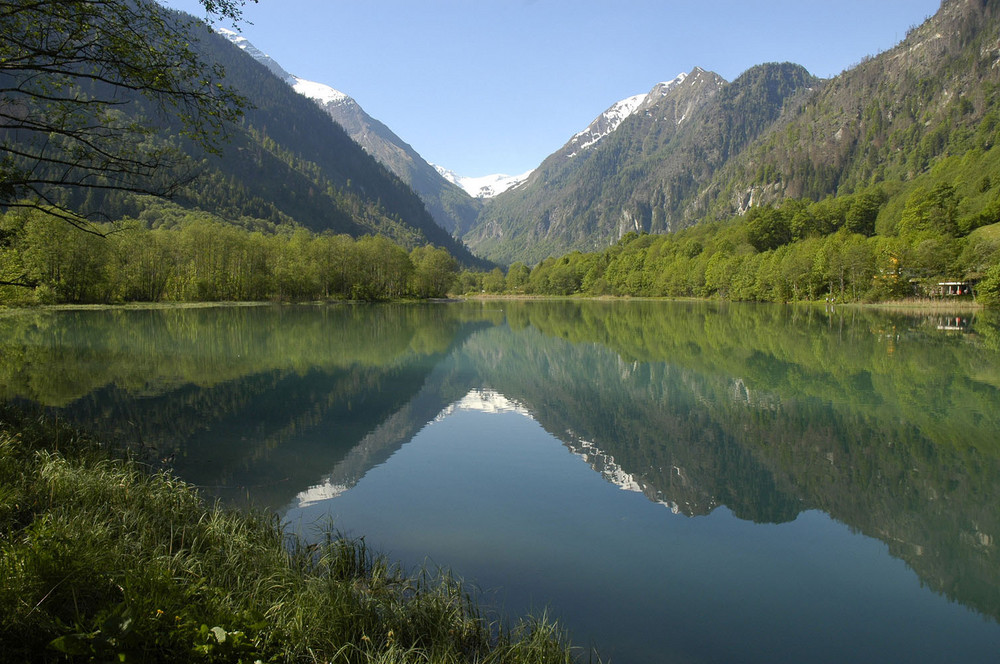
[218,29,348,108]
[219,28,350,106]
[217,28,483,237]
[565,72,688,158]
[217,27,290,79]
[433,166,534,199]
[463,66,732,265]
[289,77,350,107]
[638,72,692,111]
[437,72,686,204]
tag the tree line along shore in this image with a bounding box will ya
[3,183,1000,308]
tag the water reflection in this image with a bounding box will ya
[291,389,532,510]
[0,303,495,506]
[2,301,1000,660]
[283,378,999,663]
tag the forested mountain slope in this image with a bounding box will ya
[2,8,482,266]
[465,0,1000,267]
[177,22,482,265]
[705,0,1000,216]
[466,64,817,265]
[220,29,484,238]
[306,89,484,238]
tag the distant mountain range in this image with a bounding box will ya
[432,166,534,200]
[463,0,1000,264]
[216,0,1000,268]
[11,0,996,270]
[214,30,705,245]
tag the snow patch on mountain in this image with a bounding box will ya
[290,77,350,107]
[566,72,688,157]
[217,27,292,81]
[641,71,690,108]
[569,92,647,152]
[218,28,352,108]
[433,166,533,199]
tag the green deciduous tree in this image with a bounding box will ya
[410,245,458,298]
[978,262,1000,306]
[505,262,530,293]
[353,236,412,300]
[844,186,887,237]
[745,205,792,252]
[482,267,505,294]
[18,208,112,301]
[897,183,961,237]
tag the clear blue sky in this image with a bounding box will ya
[161,0,942,177]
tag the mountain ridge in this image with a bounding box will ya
[433,166,534,199]
[462,65,739,265]
[218,28,484,237]
[58,14,487,266]
[564,72,689,158]
[461,0,1000,266]
[702,0,1000,215]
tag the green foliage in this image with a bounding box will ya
[505,263,531,293]
[0,0,250,225]
[745,205,792,252]
[482,267,506,294]
[0,404,574,663]
[844,186,887,236]
[978,262,1000,306]
[459,143,1000,305]
[0,208,465,304]
[898,183,960,237]
[410,245,459,298]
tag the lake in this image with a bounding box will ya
[2,300,999,662]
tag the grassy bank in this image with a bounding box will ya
[0,405,575,663]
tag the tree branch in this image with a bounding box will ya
[0,0,252,222]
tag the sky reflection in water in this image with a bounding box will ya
[284,388,999,664]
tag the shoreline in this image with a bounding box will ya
[0,293,987,315]
[0,403,574,662]
[458,292,987,310]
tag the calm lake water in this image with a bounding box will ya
[3,300,1000,662]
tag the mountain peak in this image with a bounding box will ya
[565,71,690,157]
[216,27,292,81]
[433,165,534,199]
[216,28,353,108]
[647,71,690,98]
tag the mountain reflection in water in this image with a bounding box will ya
[2,301,999,662]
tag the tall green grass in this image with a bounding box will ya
[0,405,577,663]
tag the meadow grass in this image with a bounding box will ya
[0,405,577,663]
